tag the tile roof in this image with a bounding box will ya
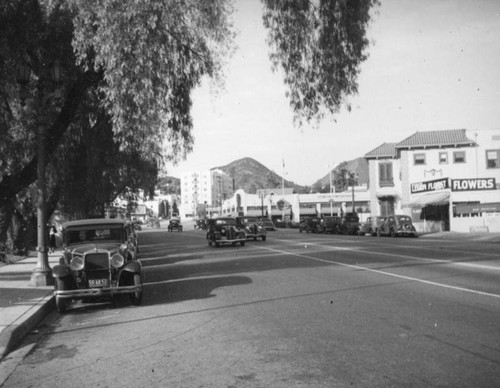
[364,143,397,159]
[396,129,475,149]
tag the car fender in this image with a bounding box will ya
[122,260,142,274]
[52,264,71,278]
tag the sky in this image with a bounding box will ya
[166,0,500,186]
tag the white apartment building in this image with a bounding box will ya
[179,168,233,218]
[365,129,500,233]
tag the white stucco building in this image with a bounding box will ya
[365,129,500,233]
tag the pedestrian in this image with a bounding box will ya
[49,226,57,253]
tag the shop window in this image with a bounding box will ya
[486,150,500,168]
[439,152,448,164]
[453,151,466,163]
[414,153,426,165]
[378,162,394,187]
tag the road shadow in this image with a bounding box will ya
[143,275,252,306]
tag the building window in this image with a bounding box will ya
[378,162,394,187]
[486,150,500,168]
[453,151,466,163]
[439,152,448,164]
[414,153,426,165]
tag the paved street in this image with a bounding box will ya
[2,227,500,387]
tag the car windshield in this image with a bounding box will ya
[398,216,412,222]
[66,226,124,245]
[216,219,235,226]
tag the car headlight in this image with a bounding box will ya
[120,243,127,251]
[111,254,125,268]
[70,256,84,271]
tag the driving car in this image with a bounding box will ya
[52,218,143,313]
[377,215,417,237]
[359,216,386,236]
[206,217,246,247]
[235,216,267,241]
[168,218,183,232]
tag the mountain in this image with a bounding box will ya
[214,157,308,194]
[213,156,368,194]
[312,157,369,192]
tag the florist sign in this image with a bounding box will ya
[410,178,449,194]
[451,178,496,191]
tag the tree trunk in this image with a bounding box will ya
[0,200,14,262]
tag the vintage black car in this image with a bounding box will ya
[258,218,277,231]
[377,215,417,237]
[235,216,267,241]
[359,216,386,236]
[194,219,207,230]
[206,217,246,247]
[299,217,328,233]
[168,218,183,232]
[52,219,143,313]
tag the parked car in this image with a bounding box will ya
[299,217,324,233]
[235,216,267,241]
[323,216,342,234]
[258,218,277,231]
[168,218,183,232]
[322,214,360,235]
[377,215,417,237]
[52,218,143,313]
[206,217,246,247]
[359,216,386,236]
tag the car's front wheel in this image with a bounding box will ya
[130,274,143,306]
[55,296,67,313]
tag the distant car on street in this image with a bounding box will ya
[377,215,417,237]
[168,218,183,232]
[52,218,143,313]
[299,217,324,233]
[258,218,277,231]
[235,216,267,241]
[206,217,246,247]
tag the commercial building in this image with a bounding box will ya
[179,169,233,218]
[365,129,500,233]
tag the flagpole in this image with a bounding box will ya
[282,158,285,225]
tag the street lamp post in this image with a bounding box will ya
[17,61,62,286]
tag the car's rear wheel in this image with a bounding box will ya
[262,235,266,241]
[240,241,245,246]
[129,274,143,306]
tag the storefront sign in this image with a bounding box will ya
[410,178,449,194]
[451,178,496,191]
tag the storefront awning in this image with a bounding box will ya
[405,191,450,207]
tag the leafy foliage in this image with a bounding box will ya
[69,0,235,165]
[262,0,379,125]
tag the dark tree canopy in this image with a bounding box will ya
[262,0,379,125]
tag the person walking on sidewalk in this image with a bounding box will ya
[49,226,57,253]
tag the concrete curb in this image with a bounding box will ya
[0,294,54,361]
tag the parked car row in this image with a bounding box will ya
[299,214,417,238]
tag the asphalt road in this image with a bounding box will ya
[2,228,500,387]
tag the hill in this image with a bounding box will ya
[214,156,368,194]
[312,157,369,192]
[214,157,307,194]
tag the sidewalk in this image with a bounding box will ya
[0,252,60,361]
[1,230,499,362]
